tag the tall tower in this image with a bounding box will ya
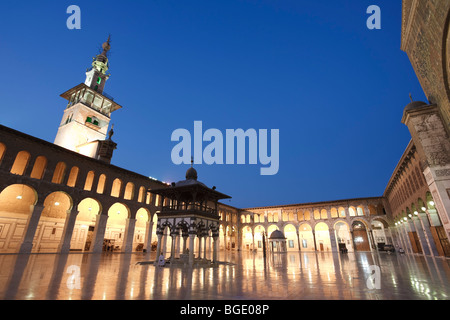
[54,36,122,162]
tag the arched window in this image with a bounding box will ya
[84,171,95,191]
[96,174,106,194]
[111,178,122,197]
[10,151,31,175]
[30,156,47,180]
[138,186,145,203]
[66,166,79,187]
[0,143,6,165]
[51,162,67,184]
[124,182,135,200]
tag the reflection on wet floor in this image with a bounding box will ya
[0,251,450,300]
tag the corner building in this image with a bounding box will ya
[0,1,450,260]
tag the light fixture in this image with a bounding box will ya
[16,195,22,200]
[403,217,407,221]
[429,201,435,206]
[408,214,412,218]
[54,202,60,206]
[421,207,426,211]
[414,211,418,215]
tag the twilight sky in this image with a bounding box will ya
[0,0,427,209]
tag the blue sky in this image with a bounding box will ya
[0,1,426,208]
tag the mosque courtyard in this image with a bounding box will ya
[0,250,449,301]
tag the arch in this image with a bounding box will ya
[51,162,67,184]
[41,191,73,218]
[349,206,356,217]
[111,178,122,198]
[330,207,338,218]
[338,207,346,217]
[320,209,328,219]
[253,224,265,251]
[283,223,298,251]
[36,191,73,253]
[138,186,145,203]
[10,151,31,175]
[289,211,296,221]
[124,182,135,200]
[303,210,311,221]
[352,220,371,251]
[96,174,106,194]
[0,184,37,215]
[334,221,352,252]
[84,171,95,191]
[105,203,131,252]
[30,156,47,180]
[66,166,79,187]
[242,225,254,250]
[134,208,150,251]
[267,224,279,236]
[0,142,5,164]
[0,184,38,253]
[298,223,314,251]
[357,205,365,216]
[314,222,331,252]
[313,209,320,220]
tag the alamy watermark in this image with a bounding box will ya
[367,5,381,30]
[171,121,279,176]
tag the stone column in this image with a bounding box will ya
[412,215,430,255]
[212,236,219,263]
[182,235,188,254]
[122,218,136,253]
[143,220,153,252]
[197,235,202,259]
[19,203,45,253]
[402,102,450,241]
[155,233,163,258]
[328,228,338,252]
[170,233,177,262]
[189,234,196,265]
[417,212,440,256]
[90,214,109,253]
[58,208,79,253]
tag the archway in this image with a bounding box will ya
[315,222,331,252]
[352,220,371,251]
[105,203,130,251]
[242,225,253,251]
[284,224,298,251]
[0,184,37,253]
[298,223,314,251]
[371,218,389,250]
[253,225,265,252]
[71,198,101,251]
[37,191,73,253]
[133,208,149,252]
[334,221,353,252]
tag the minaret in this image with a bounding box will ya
[54,36,122,162]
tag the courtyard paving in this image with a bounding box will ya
[0,250,449,300]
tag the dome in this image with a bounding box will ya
[269,230,286,240]
[185,167,198,180]
[404,101,428,112]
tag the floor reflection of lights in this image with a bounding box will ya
[0,251,450,300]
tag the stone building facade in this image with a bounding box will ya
[0,1,449,259]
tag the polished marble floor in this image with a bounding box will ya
[0,250,449,300]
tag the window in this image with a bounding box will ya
[288,240,294,248]
[302,239,308,248]
[97,77,102,84]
